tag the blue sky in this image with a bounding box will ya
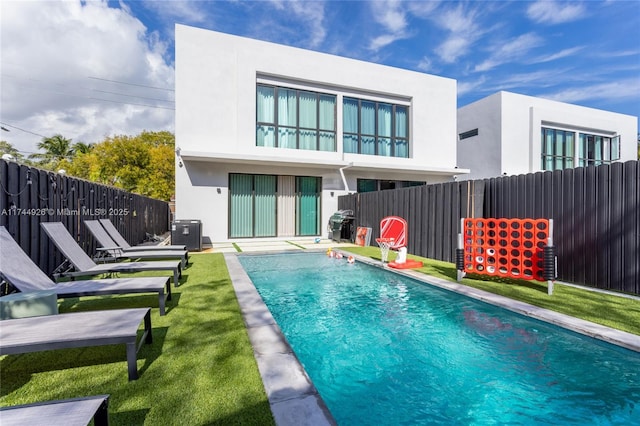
[1,0,638,155]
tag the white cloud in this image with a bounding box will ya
[457,76,487,97]
[242,0,327,49]
[0,0,174,154]
[432,4,485,64]
[287,0,327,48]
[141,0,208,24]
[474,33,544,72]
[531,46,585,64]
[368,0,410,51]
[527,1,586,24]
[541,78,640,104]
[372,0,407,33]
[416,56,434,72]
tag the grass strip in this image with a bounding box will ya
[342,246,640,336]
[285,241,306,249]
[0,253,275,426]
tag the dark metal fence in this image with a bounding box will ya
[339,160,640,295]
[1,159,171,278]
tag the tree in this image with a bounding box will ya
[66,131,175,201]
[72,141,94,154]
[0,140,25,162]
[29,134,74,170]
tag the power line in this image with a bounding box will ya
[91,88,174,103]
[88,97,175,110]
[0,122,47,138]
[1,78,175,111]
[88,76,174,92]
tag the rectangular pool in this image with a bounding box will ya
[239,252,640,425]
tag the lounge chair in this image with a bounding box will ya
[40,222,181,287]
[99,218,187,251]
[0,227,171,315]
[84,220,188,268]
[0,395,110,426]
[0,307,152,380]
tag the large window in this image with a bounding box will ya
[542,127,621,170]
[343,97,409,158]
[257,85,336,152]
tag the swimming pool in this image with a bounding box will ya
[238,252,640,425]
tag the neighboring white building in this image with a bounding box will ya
[175,24,464,243]
[457,91,638,180]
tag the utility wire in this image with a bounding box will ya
[0,122,47,138]
[88,76,174,91]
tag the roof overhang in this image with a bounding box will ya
[179,150,469,176]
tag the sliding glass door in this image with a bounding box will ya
[230,174,321,238]
[296,176,320,236]
[229,174,276,238]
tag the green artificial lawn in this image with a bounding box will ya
[342,246,640,336]
[0,253,275,426]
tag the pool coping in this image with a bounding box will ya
[224,253,337,426]
[225,250,640,425]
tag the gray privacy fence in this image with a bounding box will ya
[1,159,171,278]
[339,160,639,295]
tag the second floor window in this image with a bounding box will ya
[578,133,620,167]
[542,127,621,170]
[257,85,336,152]
[343,97,409,158]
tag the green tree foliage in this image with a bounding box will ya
[66,131,175,201]
[29,134,74,170]
[0,140,27,162]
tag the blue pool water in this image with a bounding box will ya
[239,253,640,425]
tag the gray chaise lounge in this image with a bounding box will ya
[40,222,181,287]
[84,220,188,268]
[0,308,152,380]
[0,395,110,426]
[0,227,171,315]
[100,218,187,251]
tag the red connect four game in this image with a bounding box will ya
[456,218,557,295]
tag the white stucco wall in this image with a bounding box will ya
[457,91,637,180]
[175,24,461,242]
[175,24,457,170]
[457,93,503,181]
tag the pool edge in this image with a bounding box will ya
[224,253,338,426]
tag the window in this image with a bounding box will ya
[343,97,409,157]
[257,85,336,151]
[578,134,621,167]
[357,179,425,193]
[459,128,478,140]
[541,127,621,170]
[541,128,574,170]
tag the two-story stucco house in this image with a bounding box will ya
[456,91,637,180]
[175,24,464,243]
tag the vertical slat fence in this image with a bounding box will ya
[1,160,170,280]
[339,160,639,295]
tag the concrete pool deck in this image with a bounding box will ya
[223,245,640,426]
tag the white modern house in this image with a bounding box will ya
[457,91,638,180]
[175,24,464,243]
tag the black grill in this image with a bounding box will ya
[328,210,354,242]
